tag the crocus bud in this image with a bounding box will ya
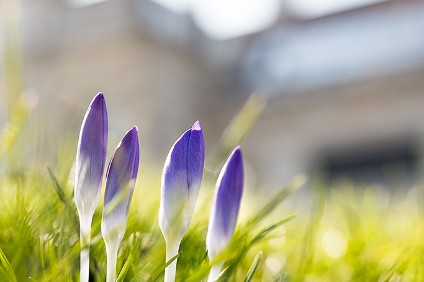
[101,127,139,282]
[75,92,108,224]
[74,93,108,282]
[206,146,244,281]
[102,126,139,243]
[159,121,205,282]
[159,121,205,243]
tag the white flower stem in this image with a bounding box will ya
[208,262,224,282]
[105,242,119,282]
[164,241,180,282]
[79,216,92,282]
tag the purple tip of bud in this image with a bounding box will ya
[159,121,205,240]
[207,146,244,258]
[102,127,139,240]
[75,92,108,216]
[164,121,204,192]
[187,121,204,189]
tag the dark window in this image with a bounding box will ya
[321,142,419,188]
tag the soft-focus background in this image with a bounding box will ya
[2,0,424,189]
[3,1,424,281]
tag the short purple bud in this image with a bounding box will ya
[101,127,139,244]
[207,146,244,260]
[159,121,205,245]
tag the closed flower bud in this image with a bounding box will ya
[74,93,108,282]
[101,126,139,282]
[206,146,244,282]
[75,92,108,223]
[159,121,205,282]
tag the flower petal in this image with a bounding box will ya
[102,126,139,242]
[207,146,243,258]
[159,121,205,242]
[75,92,108,217]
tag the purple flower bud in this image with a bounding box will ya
[207,146,244,260]
[75,93,108,219]
[159,121,205,244]
[102,127,139,243]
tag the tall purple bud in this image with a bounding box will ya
[159,121,205,282]
[206,146,244,282]
[74,93,108,282]
[101,127,139,282]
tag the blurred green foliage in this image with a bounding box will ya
[1,89,424,281]
[0,80,302,281]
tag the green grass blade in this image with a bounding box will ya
[0,99,30,159]
[207,93,267,174]
[244,251,263,282]
[147,252,181,282]
[117,253,134,282]
[117,234,142,282]
[247,175,305,228]
[0,247,17,282]
[250,215,296,245]
[47,167,79,233]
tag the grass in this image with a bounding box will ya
[1,93,424,282]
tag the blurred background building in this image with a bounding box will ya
[1,0,424,189]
